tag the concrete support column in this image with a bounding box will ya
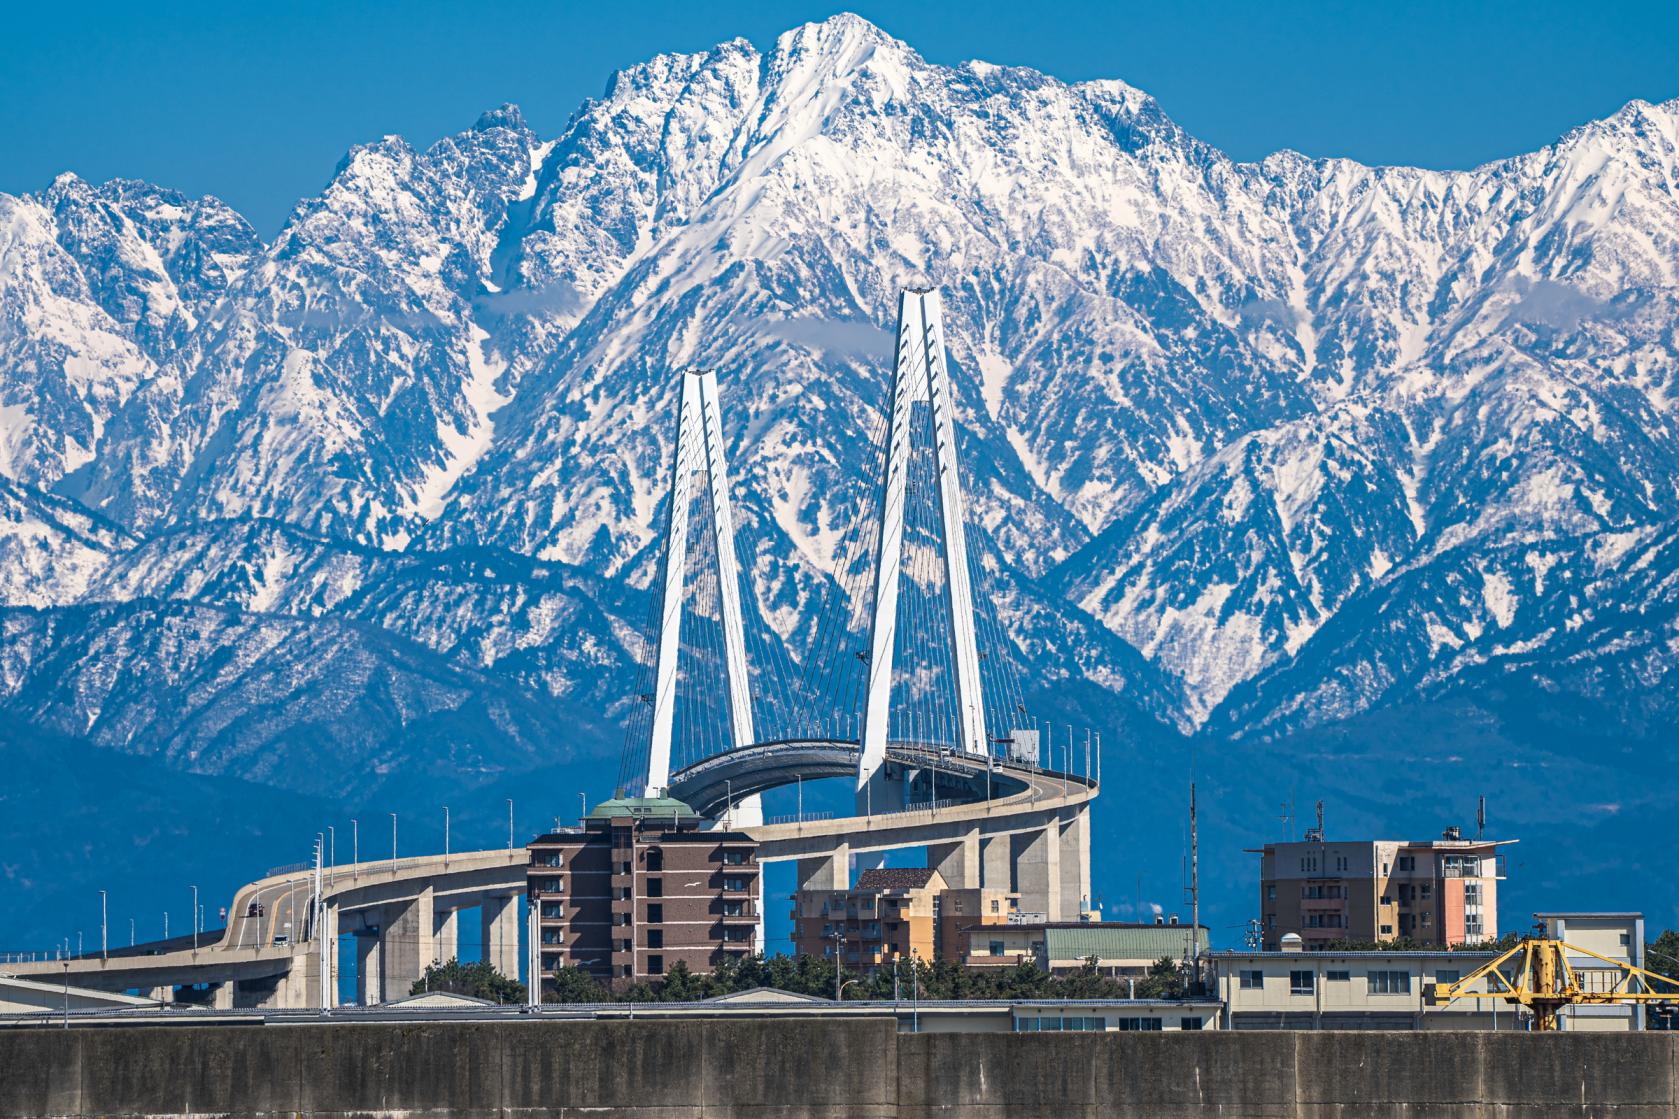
[1058,807,1091,919]
[356,932,382,1006]
[980,835,1012,893]
[435,906,459,965]
[480,894,520,979]
[929,826,982,888]
[319,902,339,1009]
[381,886,434,1001]
[797,843,851,892]
[212,982,234,1010]
[1013,825,1062,922]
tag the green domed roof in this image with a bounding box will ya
[586,795,698,821]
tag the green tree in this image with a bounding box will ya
[544,965,608,1004]
[409,958,525,1003]
[1131,957,1186,1000]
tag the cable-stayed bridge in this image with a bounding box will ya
[0,289,1098,1009]
[616,286,1099,906]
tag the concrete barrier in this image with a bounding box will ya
[0,1020,1672,1117]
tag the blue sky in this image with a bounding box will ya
[4,0,1676,235]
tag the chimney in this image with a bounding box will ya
[1169,914,1179,925]
[1155,914,1165,925]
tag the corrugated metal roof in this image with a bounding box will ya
[1044,925,1208,961]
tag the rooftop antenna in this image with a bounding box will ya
[1477,795,1487,839]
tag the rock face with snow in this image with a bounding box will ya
[1,15,1677,941]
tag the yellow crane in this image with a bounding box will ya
[1425,935,1679,1031]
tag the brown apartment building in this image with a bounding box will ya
[1252,826,1514,950]
[528,796,759,987]
[792,867,1016,970]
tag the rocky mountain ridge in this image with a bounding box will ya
[2,14,1676,941]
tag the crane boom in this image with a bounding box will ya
[1425,935,1679,1031]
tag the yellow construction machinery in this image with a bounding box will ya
[1425,935,1679,1031]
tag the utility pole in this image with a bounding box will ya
[830,930,846,1001]
[1189,783,1200,992]
[315,835,329,1011]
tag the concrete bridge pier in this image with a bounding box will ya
[1013,824,1063,920]
[980,835,1011,892]
[928,827,981,889]
[354,931,382,1006]
[1059,807,1091,918]
[381,886,436,1000]
[797,843,851,893]
[435,905,459,964]
[480,894,520,979]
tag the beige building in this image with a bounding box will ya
[962,920,1209,978]
[1214,944,1512,1029]
[792,868,1016,971]
[1252,827,1514,949]
[1536,912,1648,1032]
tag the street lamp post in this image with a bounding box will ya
[507,799,514,851]
[443,805,450,867]
[328,825,336,887]
[391,813,398,873]
[191,886,199,952]
[578,792,587,823]
[352,819,359,877]
[99,891,107,961]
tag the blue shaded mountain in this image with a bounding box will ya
[1,14,1677,945]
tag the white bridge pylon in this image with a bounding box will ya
[644,368,761,827]
[857,288,989,796]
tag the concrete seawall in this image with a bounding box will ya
[1,1019,1674,1117]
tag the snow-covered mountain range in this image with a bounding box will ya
[3,15,1677,942]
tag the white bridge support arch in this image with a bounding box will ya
[857,288,988,803]
[645,369,761,827]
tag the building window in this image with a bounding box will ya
[1435,970,1460,986]
[1380,925,1393,936]
[646,878,662,898]
[648,955,663,975]
[1267,885,1277,901]
[1398,855,1415,872]
[1180,1017,1204,1030]
[1115,1017,1163,1031]
[645,849,663,872]
[1326,970,1350,982]
[1290,971,1315,995]
[989,940,1006,956]
[1369,970,1411,995]
[1239,970,1264,990]
[722,849,748,866]
[990,900,1000,914]
[1465,915,1484,938]
[1419,884,1432,900]
[724,877,748,892]
[1336,856,1348,872]
[647,929,663,949]
[1420,913,1431,927]
[723,900,745,917]
[1464,882,1482,904]
[647,904,662,923]
[725,927,751,942]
